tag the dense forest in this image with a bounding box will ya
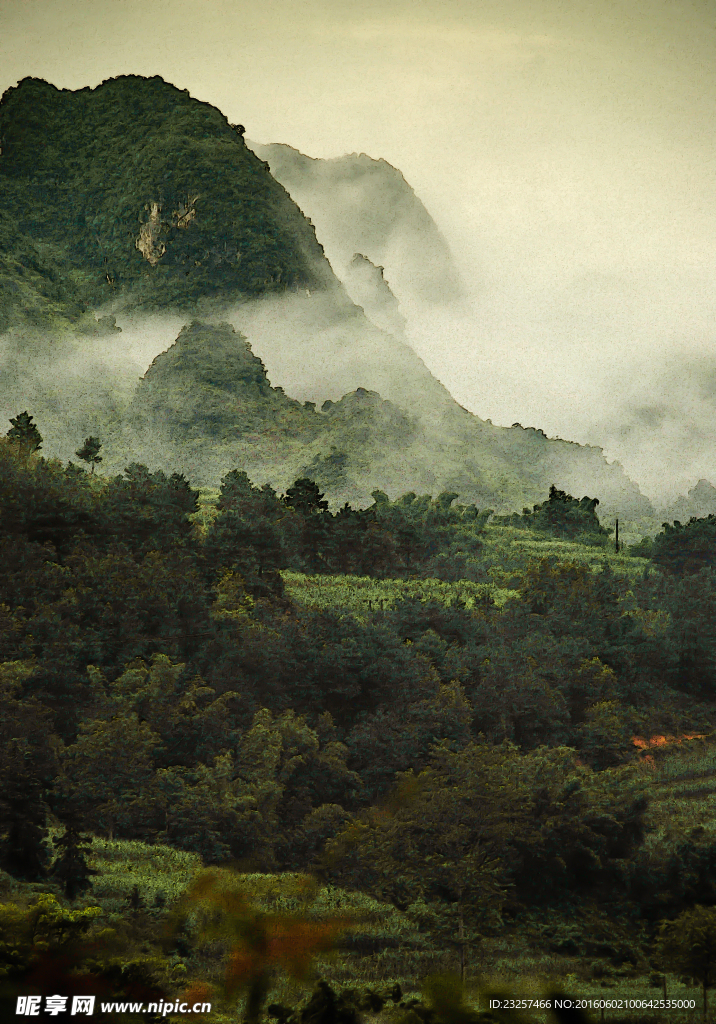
[3,417,716,1022]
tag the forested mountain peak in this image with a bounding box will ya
[128,320,316,440]
[140,320,273,398]
[0,75,336,326]
[116,320,417,497]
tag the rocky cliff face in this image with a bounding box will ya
[342,254,406,338]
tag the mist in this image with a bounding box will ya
[0,287,447,479]
[0,315,186,465]
[3,0,716,506]
[3,222,713,509]
[251,139,716,508]
[396,263,716,505]
[2,111,714,508]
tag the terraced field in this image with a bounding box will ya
[481,525,651,586]
[281,571,519,617]
[640,734,716,838]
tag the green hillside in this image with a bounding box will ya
[95,318,653,521]
[112,320,419,498]
[0,75,335,329]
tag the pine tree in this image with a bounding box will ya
[75,436,103,473]
[0,749,50,881]
[51,808,97,901]
[7,411,42,456]
[283,478,331,572]
[284,478,328,515]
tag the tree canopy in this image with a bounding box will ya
[6,411,42,456]
[75,436,103,473]
[499,484,610,541]
[651,515,716,576]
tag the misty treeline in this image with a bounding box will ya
[5,434,716,1009]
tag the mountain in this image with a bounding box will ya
[0,75,336,330]
[341,254,406,338]
[0,76,653,517]
[109,320,650,518]
[249,142,463,306]
[661,479,716,523]
[116,320,418,502]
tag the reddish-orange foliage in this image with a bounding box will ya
[177,870,355,1003]
[632,732,706,749]
[179,982,214,1016]
[631,732,707,769]
[224,918,350,994]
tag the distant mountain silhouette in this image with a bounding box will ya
[250,142,463,305]
[662,479,716,523]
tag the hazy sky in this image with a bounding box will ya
[2,0,715,499]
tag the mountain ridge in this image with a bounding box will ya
[0,75,337,327]
[104,319,652,518]
[249,141,463,305]
[0,75,653,518]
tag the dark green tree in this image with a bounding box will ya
[505,485,610,541]
[0,744,50,881]
[355,519,396,578]
[75,436,103,473]
[51,808,97,901]
[7,411,42,456]
[283,478,329,516]
[652,516,716,576]
[324,741,522,977]
[204,470,285,598]
[283,478,331,573]
[332,504,367,575]
[659,569,716,696]
[655,905,716,1018]
[103,464,199,554]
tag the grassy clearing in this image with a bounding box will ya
[282,525,654,619]
[481,525,651,587]
[281,571,518,617]
[640,736,716,842]
[86,837,202,917]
